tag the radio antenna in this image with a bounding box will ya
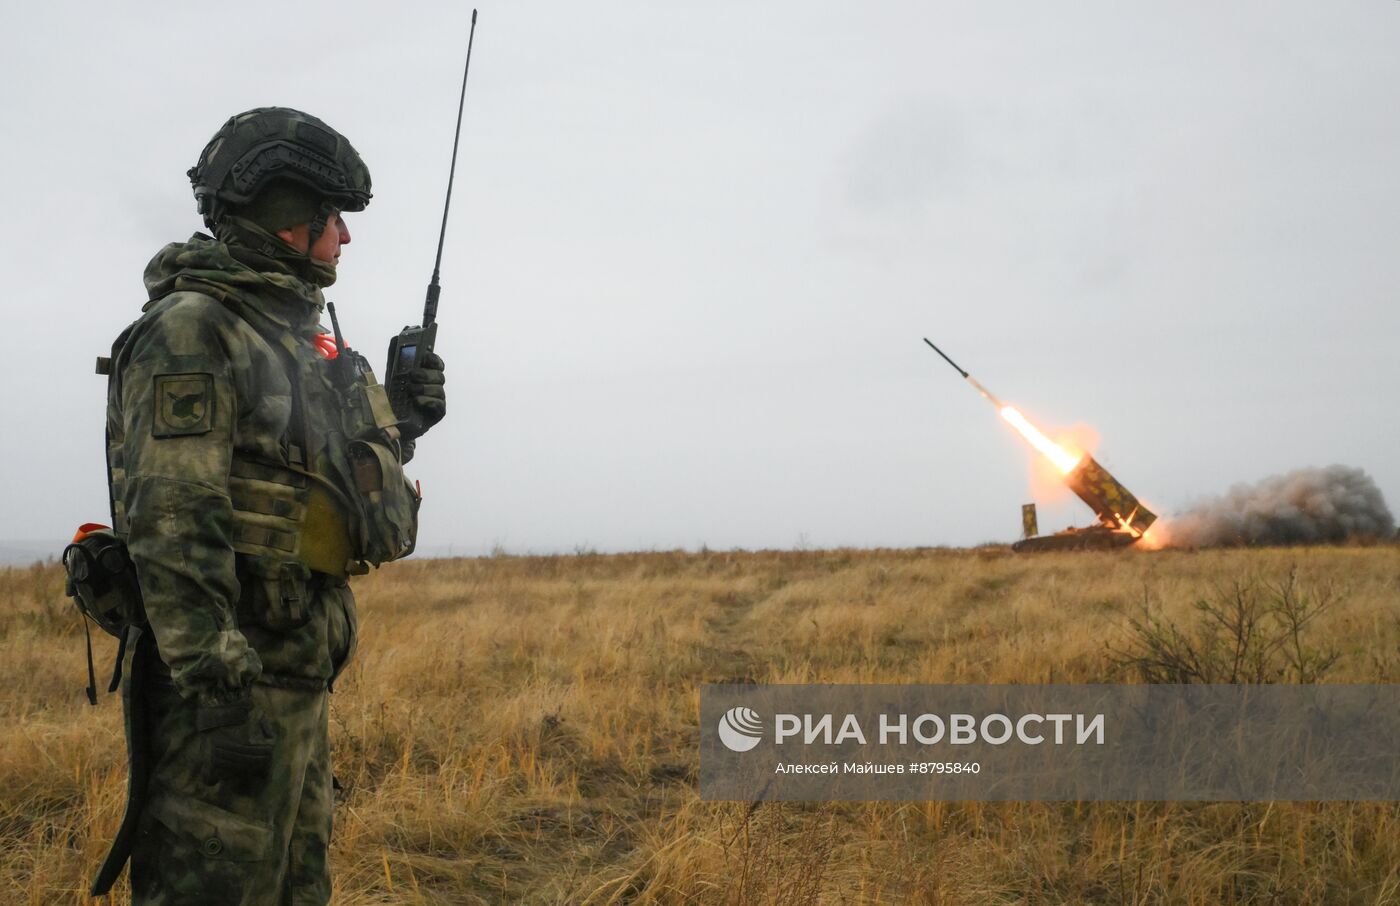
[425,8,479,327]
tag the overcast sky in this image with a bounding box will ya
[2,0,1397,556]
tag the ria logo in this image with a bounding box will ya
[718,707,764,752]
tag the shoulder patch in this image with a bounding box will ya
[153,373,215,437]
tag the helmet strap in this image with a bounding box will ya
[305,199,337,254]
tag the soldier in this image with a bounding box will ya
[91,108,445,904]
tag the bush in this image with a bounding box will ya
[1109,568,1340,684]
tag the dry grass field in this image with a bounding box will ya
[4,544,1400,904]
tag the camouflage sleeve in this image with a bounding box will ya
[118,297,261,706]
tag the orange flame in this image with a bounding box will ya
[999,407,1083,474]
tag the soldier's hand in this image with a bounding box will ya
[402,352,446,439]
[196,694,275,782]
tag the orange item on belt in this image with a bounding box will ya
[72,523,110,542]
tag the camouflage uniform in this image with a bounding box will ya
[105,226,375,904]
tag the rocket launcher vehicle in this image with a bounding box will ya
[923,338,1157,552]
[1031,454,1159,552]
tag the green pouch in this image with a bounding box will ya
[240,555,313,630]
[345,439,420,565]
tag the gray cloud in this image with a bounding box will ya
[1160,465,1395,548]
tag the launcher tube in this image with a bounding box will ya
[1064,455,1157,534]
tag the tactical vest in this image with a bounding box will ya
[103,293,419,582]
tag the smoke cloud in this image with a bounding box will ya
[1159,465,1395,548]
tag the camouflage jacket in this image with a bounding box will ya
[108,231,416,706]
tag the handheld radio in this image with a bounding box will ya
[385,9,479,437]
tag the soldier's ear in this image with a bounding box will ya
[274,223,310,252]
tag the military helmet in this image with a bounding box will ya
[188,107,372,228]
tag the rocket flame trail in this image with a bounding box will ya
[921,338,1082,474]
[965,376,1004,409]
[998,407,1082,474]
